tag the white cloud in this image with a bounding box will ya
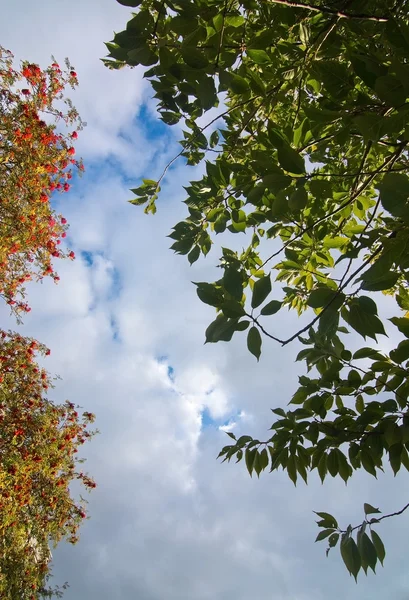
[1,3,409,600]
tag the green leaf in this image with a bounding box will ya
[377,173,409,217]
[328,532,340,551]
[389,443,402,475]
[355,395,365,414]
[317,453,327,483]
[251,275,272,308]
[314,512,338,528]
[290,387,308,405]
[195,282,223,307]
[245,447,257,476]
[315,529,334,542]
[226,14,245,27]
[205,315,237,343]
[197,76,217,109]
[359,532,378,574]
[361,450,377,477]
[353,348,385,360]
[260,300,282,316]
[287,454,297,485]
[209,130,219,148]
[323,236,349,249]
[259,447,269,472]
[390,339,409,363]
[307,287,340,309]
[221,298,245,318]
[223,268,243,300]
[327,450,338,477]
[390,317,409,338]
[247,49,270,64]
[214,213,229,233]
[253,450,263,477]
[127,46,158,66]
[344,301,386,341]
[299,22,309,44]
[340,535,361,581]
[318,307,340,337]
[247,184,266,206]
[375,75,407,107]
[363,503,381,515]
[230,75,250,95]
[263,170,291,193]
[116,0,142,5]
[247,326,262,360]
[370,529,386,566]
[289,187,308,211]
[277,145,305,174]
[267,124,287,148]
[336,449,351,483]
[354,114,384,143]
[181,48,208,69]
[188,245,200,265]
[237,435,253,446]
[236,319,250,332]
[361,272,399,292]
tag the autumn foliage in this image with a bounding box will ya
[0,330,96,598]
[0,48,95,598]
[0,46,83,319]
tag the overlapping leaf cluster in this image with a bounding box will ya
[107,0,409,579]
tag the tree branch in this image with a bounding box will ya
[261,148,403,270]
[345,501,409,535]
[254,244,382,346]
[262,0,388,21]
[153,93,263,189]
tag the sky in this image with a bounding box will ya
[1,1,409,599]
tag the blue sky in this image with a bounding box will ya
[1,2,409,599]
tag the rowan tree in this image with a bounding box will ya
[0,48,95,598]
[107,0,409,580]
[0,330,96,599]
[0,46,83,320]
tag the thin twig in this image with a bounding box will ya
[152,0,166,39]
[214,0,230,71]
[261,149,402,270]
[337,145,405,289]
[154,94,263,189]
[345,501,409,534]
[262,0,388,21]
[253,244,382,346]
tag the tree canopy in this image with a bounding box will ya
[0,330,96,599]
[0,47,95,597]
[0,46,82,321]
[106,0,409,581]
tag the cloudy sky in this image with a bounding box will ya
[1,1,409,599]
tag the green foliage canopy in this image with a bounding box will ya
[106,0,409,580]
